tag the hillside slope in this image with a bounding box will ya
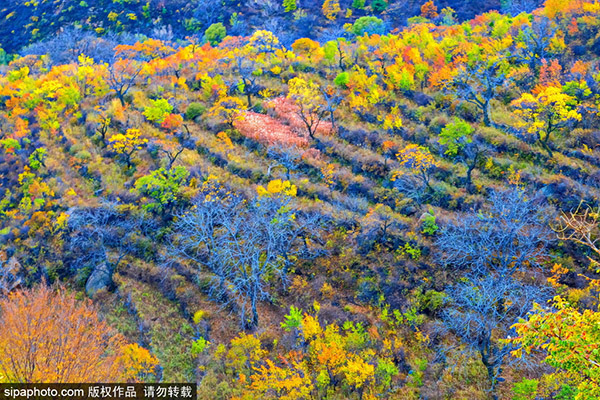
[1,0,600,399]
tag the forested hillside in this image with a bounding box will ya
[1,0,600,399]
[0,0,543,53]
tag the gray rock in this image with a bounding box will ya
[401,205,417,216]
[85,263,112,297]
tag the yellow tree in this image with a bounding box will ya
[76,55,109,98]
[0,285,158,383]
[507,296,600,399]
[512,85,582,157]
[378,106,403,132]
[322,0,342,21]
[109,128,148,168]
[208,96,245,129]
[503,202,600,398]
[291,38,325,65]
[236,306,399,399]
[287,77,329,140]
[395,144,439,191]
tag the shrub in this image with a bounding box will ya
[281,306,303,331]
[185,102,206,120]
[512,378,538,400]
[75,150,92,160]
[334,72,350,88]
[421,209,439,235]
[143,98,173,124]
[234,111,309,148]
[356,277,380,305]
[191,337,209,356]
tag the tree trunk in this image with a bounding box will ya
[246,91,253,109]
[330,111,336,132]
[251,293,259,329]
[466,163,474,187]
[483,99,491,127]
[480,341,499,400]
[539,130,553,158]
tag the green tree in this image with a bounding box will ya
[205,23,226,46]
[352,0,365,9]
[352,16,384,36]
[283,0,297,12]
[28,148,47,170]
[0,48,9,65]
[507,296,600,399]
[439,118,473,157]
[143,98,173,124]
[438,118,482,186]
[334,72,350,88]
[134,166,190,214]
[371,0,387,13]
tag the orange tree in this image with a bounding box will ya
[0,285,158,383]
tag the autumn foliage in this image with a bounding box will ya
[1,0,600,396]
[420,1,438,18]
[0,285,157,383]
[234,111,309,148]
[266,97,333,138]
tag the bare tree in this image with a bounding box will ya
[193,0,225,30]
[442,273,546,399]
[514,16,559,75]
[170,185,322,329]
[554,202,600,257]
[436,188,552,277]
[106,58,145,106]
[152,125,194,170]
[357,204,407,252]
[267,144,302,180]
[502,0,538,16]
[21,27,121,65]
[248,0,281,17]
[67,203,154,273]
[392,174,431,205]
[321,85,342,133]
[553,201,600,273]
[442,59,508,127]
[462,136,488,187]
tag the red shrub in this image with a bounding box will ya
[265,97,333,136]
[234,111,309,148]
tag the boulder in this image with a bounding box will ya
[85,263,113,297]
